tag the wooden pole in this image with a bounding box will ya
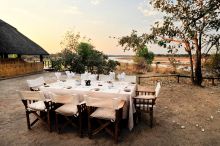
[137,76,140,85]
[212,78,215,86]
[178,75,180,83]
[40,55,43,62]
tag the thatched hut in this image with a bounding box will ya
[0,19,49,78]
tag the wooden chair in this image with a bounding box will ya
[54,94,86,137]
[18,90,52,131]
[133,82,161,128]
[85,95,125,144]
[26,77,46,91]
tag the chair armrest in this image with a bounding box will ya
[117,100,125,109]
[78,101,86,105]
[136,86,155,95]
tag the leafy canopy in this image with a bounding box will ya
[51,41,119,74]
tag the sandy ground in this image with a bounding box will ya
[0,72,220,146]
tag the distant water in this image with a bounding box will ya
[109,57,134,64]
[109,57,190,71]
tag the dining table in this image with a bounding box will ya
[40,79,137,130]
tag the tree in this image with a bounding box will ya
[60,31,81,52]
[136,46,154,65]
[119,0,220,86]
[119,30,155,71]
[51,57,63,71]
[60,48,75,70]
[76,42,119,74]
[106,60,120,73]
[54,30,119,74]
[70,54,85,73]
[60,31,91,52]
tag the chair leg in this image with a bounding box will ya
[79,115,83,138]
[114,122,119,144]
[26,111,31,129]
[150,108,153,128]
[88,117,92,139]
[137,110,141,123]
[55,113,60,133]
[47,111,51,132]
[134,112,139,125]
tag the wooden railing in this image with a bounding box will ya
[137,74,220,85]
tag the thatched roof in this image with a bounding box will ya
[0,19,49,55]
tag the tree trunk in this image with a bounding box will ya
[194,33,203,86]
[188,50,195,84]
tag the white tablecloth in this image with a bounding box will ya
[40,79,136,130]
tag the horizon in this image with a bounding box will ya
[0,0,188,55]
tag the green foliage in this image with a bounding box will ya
[60,31,91,52]
[118,31,154,70]
[51,58,63,71]
[118,30,150,52]
[105,60,120,73]
[136,47,154,65]
[51,42,119,74]
[70,54,85,73]
[60,48,75,70]
[54,30,119,74]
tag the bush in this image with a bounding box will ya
[51,58,63,71]
[204,53,220,77]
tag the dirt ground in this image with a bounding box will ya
[0,72,220,146]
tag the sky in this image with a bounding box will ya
[0,0,181,55]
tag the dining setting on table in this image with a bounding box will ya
[18,71,161,144]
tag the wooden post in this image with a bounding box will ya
[0,53,3,58]
[137,76,140,85]
[40,55,44,68]
[40,55,43,62]
[4,53,8,58]
[212,78,215,86]
[177,74,180,83]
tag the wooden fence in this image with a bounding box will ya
[0,59,43,78]
[137,74,220,85]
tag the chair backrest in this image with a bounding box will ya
[65,71,75,79]
[109,72,115,81]
[117,72,126,81]
[17,90,45,101]
[81,73,89,80]
[89,74,97,81]
[99,74,110,81]
[85,95,121,109]
[65,71,70,75]
[27,77,45,88]
[51,93,80,104]
[124,75,136,83]
[55,72,62,80]
[155,82,161,97]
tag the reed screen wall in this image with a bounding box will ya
[0,59,43,78]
